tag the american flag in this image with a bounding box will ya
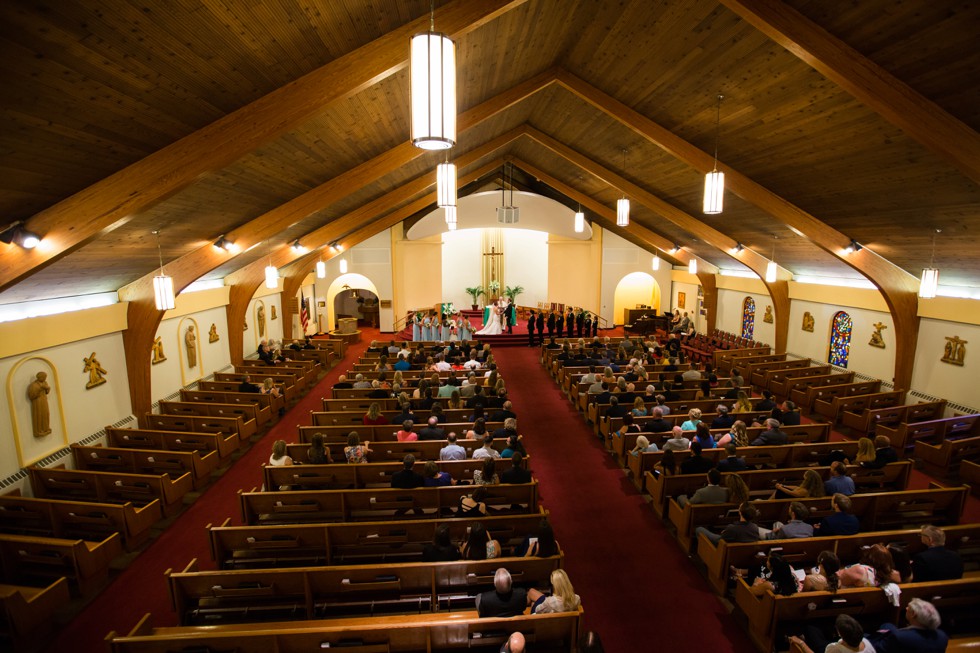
[300,290,310,334]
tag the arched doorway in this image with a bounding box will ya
[613,272,661,326]
[325,273,380,332]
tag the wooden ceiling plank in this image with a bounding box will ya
[2,0,530,293]
[719,0,980,184]
[556,68,919,388]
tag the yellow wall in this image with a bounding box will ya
[548,231,601,310]
[392,229,443,323]
[0,302,129,359]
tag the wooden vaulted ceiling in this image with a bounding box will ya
[1,0,978,307]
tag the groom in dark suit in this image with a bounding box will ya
[535,311,545,343]
[526,310,536,346]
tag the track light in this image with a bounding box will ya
[843,239,862,255]
[213,236,236,252]
[0,222,42,249]
[291,239,306,253]
[730,243,744,254]
[669,244,679,254]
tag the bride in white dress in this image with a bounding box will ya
[475,299,505,336]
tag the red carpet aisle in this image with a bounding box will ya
[42,328,378,653]
[492,346,755,652]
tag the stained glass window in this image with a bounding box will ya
[741,297,756,339]
[829,311,853,368]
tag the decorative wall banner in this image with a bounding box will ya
[869,322,887,348]
[151,336,167,364]
[677,291,686,309]
[208,324,220,343]
[83,352,107,388]
[802,311,815,332]
[941,335,966,366]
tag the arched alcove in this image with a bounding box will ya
[324,273,380,332]
[612,272,661,326]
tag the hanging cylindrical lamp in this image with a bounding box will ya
[574,210,585,233]
[265,262,278,289]
[444,205,457,230]
[703,94,725,214]
[651,255,660,271]
[410,3,455,151]
[919,229,941,298]
[437,159,457,207]
[339,258,349,274]
[616,148,630,227]
[316,261,326,278]
[151,230,175,311]
[688,258,698,274]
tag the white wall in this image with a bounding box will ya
[911,318,980,409]
[153,304,232,397]
[441,229,483,309]
[600,230,671,325]
[670,278,702,333]
[717,288,776,346]
[314,229,395,332]
[242,293,283,358]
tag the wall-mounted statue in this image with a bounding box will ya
[869,322,887,349]
[257,304,266,338]
[208,324,219,343]
[941,336,966,366]
[151,336,167,364]
[83,352,107,389]
[184,325,197,368]
[271,306,277,320]
[763,305,774,323]
[27,371,52,437]
[802,312,815,332]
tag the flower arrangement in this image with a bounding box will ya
[488,280,500,293]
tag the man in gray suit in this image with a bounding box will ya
[676,468,728,507]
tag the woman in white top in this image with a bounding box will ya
[268,439,293,466]
[527,569,581,614]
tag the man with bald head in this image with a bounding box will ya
[476,568,527,617]
[500,632,526,653]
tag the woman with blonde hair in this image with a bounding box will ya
[363,401,388,425]
[631,396,648,417]
[631,435,658,456]
[392,370,405,387]
[716,420,748,448]
[261,378,281,398]
[528,569,581,613]
[681,408,702,431]
[733,391,753,414]
[601,367,616,384]
[771,468,825,500]
[448,390,463,410]
[725,474,750,504]
[268,439,293,466]
[855,437,876,464]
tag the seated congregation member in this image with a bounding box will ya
[655,449,678,477]
[473,458,499,485]
[748,551,799,597]
[788,614,873,653]
[864,435,899,469]
[423,460,453,487]
[344,432,372,464]
[439,432,467,461]
[711,405,735,429]
[839,543,901,589]
[461,520,500,560]
[467,417,489,441]
[307,432,332,464]
[391,454,424,489]
[502,452,532,484]
[501,434,525,458]
[663,426,691,452]
[691,422,716,450]
[395,420,417,442]
[680,408,702,432]
[237,375,260,393]
[771,468,825,500]
[423,524,461,562]
[528,569,581,614]
[802,550,841,593]
[716,443,748,472]
[695,501,761,546]
[733,391,754,414]
[751,418,788,446]
[645,408,673,434]
[765,502,814,540]
[333,375,353,389]
[268,439,293,466]
[522,518,560,557]
[824,461,856,496]
[605,395,628,419]
[630,435,658,456]
[867,598,948,653]
[776,400,801,426]
[816,492,860,535]
[912,525,964,582]
[352,373,371,389]
[680,440,715,475]
[716,420,749,448]
[476,568,527,618]
[754,390,776,413]
[418,416,445,441]
[367,380,389,398]
[490,400,517,423]
[473,435,501,460]
[493,417,519,442]
[726,474,751,504]
[676,468,727,507]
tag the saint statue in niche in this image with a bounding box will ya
[763,305,774,323]
[257,304,266,338]
[802,312,815,332]
[184,325,197,368]
[27,371,52,437]
[869,322,887,349]
[271,306,277,320]
[151,336,167,364]
[941,336,967,366]
[83,353,107,389]
[208,324,219,343]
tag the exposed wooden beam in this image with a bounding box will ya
[556,69,919,388]
[2,0,529,293]
[720,0,980,184]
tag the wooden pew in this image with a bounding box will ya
[0,532,122,596]
[962,460,980,497]
[106,425,240,461]
[296,422,504,445]
[107,609,583,653]
[668,485,967,552]
[212,372,299,403]
[28,465,193,517]
[878,413,980,453]
[0,576,70,647]
[158,400,257,439]
[311,408,481,428]
[812,389,904,423]
[915,434,980,479]
[289,346,336,369]
[239,359,319,388]
[697,522,980,595]
[285,437,508,464]
[181,388,279,425]
[599,410,770,445]
[241,482,538,525]
[208,512,549,569]
[778,372,855,403]
[71,443,217,490]
[746,359,811,389]
[797,380,882,415]
[714,348,776,374]
[840,399,946,435]
[167,555,563,625]
[644,462,913,518]
[143,413,246,446]
[761,364,832,394]
[0,492,161,550]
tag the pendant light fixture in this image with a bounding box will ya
[688,257,698,274]
[151,230,175,311]
[445,205,458,231]
[574,202,585,233]
[919,229,941,299]
[617,149,629,227]
[339,257,349,274]
[316,260,326,278]
[766,235,778,283]
[437,153,457,207]
[410,1,455,151]
[651,255,660,271]
[496,163,519,224]
[703,94,725,215]
[264,256,278,289]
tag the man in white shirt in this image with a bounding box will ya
[472,435,501,460]
[433,355,452,372]
[439,432,467,461]
[462,355,481,371]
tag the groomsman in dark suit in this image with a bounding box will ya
[592,312,599,337]
[526,310,536,347]
[546,311,556,338]
[556,311,564,337]
[576,309,585,337]
[566,308,575,338]
[583,312,592,338]
[536,310,545,342]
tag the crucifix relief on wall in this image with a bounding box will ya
[483,246,503,292]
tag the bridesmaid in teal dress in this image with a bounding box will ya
[412,312,422,341]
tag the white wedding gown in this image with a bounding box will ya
[475,308,505,335]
